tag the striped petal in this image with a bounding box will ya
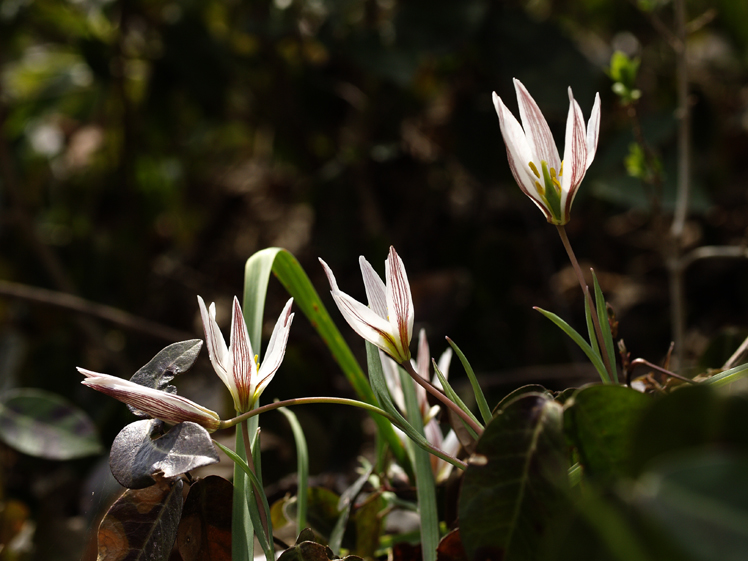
[385,247,413,362]
[514,78,561,172]
[255,298,295,402]
[79,368,221,432]
[230,296,255,412]
[197,296,235,399]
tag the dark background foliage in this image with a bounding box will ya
[1,0,748,557]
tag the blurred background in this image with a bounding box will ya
[1,0,748,557]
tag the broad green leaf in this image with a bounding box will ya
[279,407,309,535]
[97,477,184,561]
[535,307,611,383]
[109,419,219,489]
[243,248,407,469]
[634,451,748,561]
[493,384,553,415]
[459,393,568,561]
[0,388,102,460]
[564,385,651,481]
[629,385,748,475]
[591,271,618,383]
[446,338,492,425]
[177,475,233,561]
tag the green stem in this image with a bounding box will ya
[241,423,270,541]
[400,359,484,436]
[556,225,616,382]
[219,396,467,470]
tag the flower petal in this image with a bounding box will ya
[79,368,221,431]
[432,347,453,389]
[359,256,388,319]
[586,92,601,169]
[197,296,233,394]
[513,78,561,171]
[493,92,552,219]
[380,351,406,412]
[560,88,588,222]
[230,296,255,412]
[320,258,403,358]
[255,298,295,401]
[385,247,413,361]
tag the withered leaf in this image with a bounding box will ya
[177,475,233,561]
[97,476,184,561]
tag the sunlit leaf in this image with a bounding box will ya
[0,388,102,460]
[459,394,568,561]
[177,475,233,561]
[97,476,184,561]
[127,339,203,417]
[110,419,219,489]
[564,385,651,481]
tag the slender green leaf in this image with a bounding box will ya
[702,362,748,387]
[399,365,439,561]
[583,296,600,357]
[243,248,407,468]
[365,343,463,471]
[535,308,611,384]
[432,359,481,437]
[232,421,256,561]
[591,271,618,383]
[279,407,309,535]
[446,338,492,425]
[494,385,553,415]
[215,438,274,561]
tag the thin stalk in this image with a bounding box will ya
[241,423,270,540]
[668,0,691,370]
[627,358,696,386]
[556,225,615,381]
[219,397,467,470]
[400,360,484,436]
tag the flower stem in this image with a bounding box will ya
[220,396,467,470]
[399,359,484,436]
[556,225,616,382]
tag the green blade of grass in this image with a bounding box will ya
[278,407,309,535]
[591,270,618,383]
[535,307,611,384]
[445,338,492,425]
[243,248,408,471]
[431,359,481,438]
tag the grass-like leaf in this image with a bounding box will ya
[279,407,309,535]
[702,362,748,387]
[534,307,611,384]
[432,359,481,438]
[243,248,407,469]
[445,338,492,425]
[591,271,618,383]
[399,364,439,561]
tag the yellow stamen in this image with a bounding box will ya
[528,161,540,178]
[559,161,564,176]
[535,180,545,196]
[549,168,561,190]
[254,354,260,369]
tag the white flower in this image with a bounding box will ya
[319,246,414,363]
[78,368,221,432]
[198,295,294,413]
[493,78,601,225]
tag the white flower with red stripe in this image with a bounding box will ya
[319,246,414,363]
[493,78,601,225]
[78,369,221,432]
[198,295,294,413]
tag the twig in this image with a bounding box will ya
[627,358,696,386]
[0,280,193,342]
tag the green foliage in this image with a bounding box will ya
[608,51,641,104]
[0,387,102,460]
[459,393,567,561]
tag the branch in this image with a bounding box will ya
[0,280,193,342]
